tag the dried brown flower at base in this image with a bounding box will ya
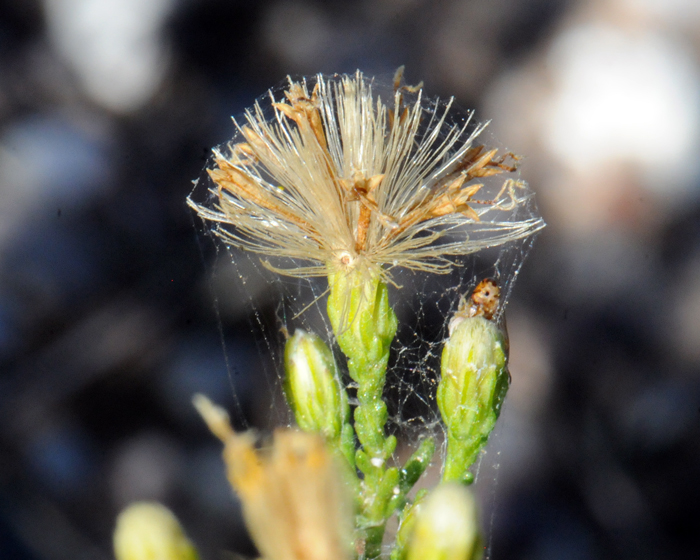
[193,395,353,560]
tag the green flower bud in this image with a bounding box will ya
[114,502,199,560]
[404,484,482,560]
[438,315,509,483]
[284,329,350,441]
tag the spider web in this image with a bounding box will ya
[189,75,544,559]
[192,204,539,558]
[193,232,537,560]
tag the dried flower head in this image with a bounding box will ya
[189,69,544,284]
[193,395,353,560]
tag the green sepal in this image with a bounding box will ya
[340,422,357,471]
[355,448,373,475]
[378,467,401,518]
[384,434,398,458]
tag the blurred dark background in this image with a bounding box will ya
[1,0,699,559]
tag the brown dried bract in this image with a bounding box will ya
[448,278,502,336]
[466,278,500,320]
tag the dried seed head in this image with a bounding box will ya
[188,71,545,285]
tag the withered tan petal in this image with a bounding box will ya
[193,395,353,560]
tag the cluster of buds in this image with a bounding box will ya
[112,279,509,560]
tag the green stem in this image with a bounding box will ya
[350,332,396,558]
[327,266,398,559]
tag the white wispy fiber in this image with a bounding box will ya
[189,71,544,283]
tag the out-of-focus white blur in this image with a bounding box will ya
[544,23,700,194]
[43,0,174,113]
[487,5,700,236]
